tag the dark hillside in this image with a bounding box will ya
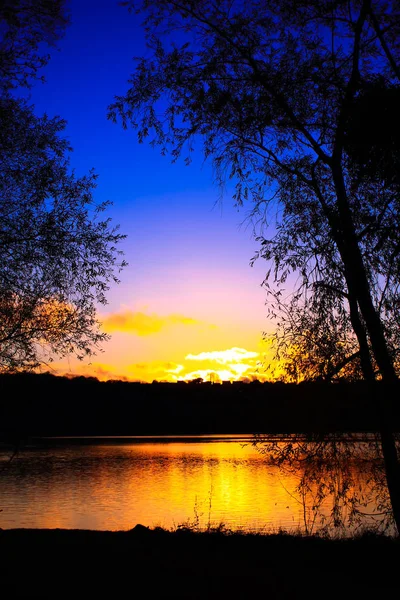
[0,373,398,439]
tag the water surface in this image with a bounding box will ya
[0,435,384,533]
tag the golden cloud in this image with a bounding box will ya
[126,361,184,382]
[130,361,183,374]
[179,347,267,382]
[125,352,264,383]
[52,345,272,384]
[100,310,207,335]
[185,347,259,364]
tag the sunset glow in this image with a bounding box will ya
[101,310,209,336]
[52,333,275,383]
[27,0,275,384]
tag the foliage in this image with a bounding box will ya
[0,0,69,92]
[109,0,400,383]
[253,433,394,536]
[263,290,363,382]
[344,78,400,185]
[109,0,400,533]
[0,0,126,369]
[0,96,126,369]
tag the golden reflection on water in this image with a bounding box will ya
[0,438,380,532]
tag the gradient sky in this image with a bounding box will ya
[28,0,279,383]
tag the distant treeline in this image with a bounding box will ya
[0,372,399,439]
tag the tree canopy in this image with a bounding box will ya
[109,0,400,532]
[0,0,126,369]
[109,0,400,383]
[0,0,69,92]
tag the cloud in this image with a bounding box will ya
[180,347,267,382]
[127,361,184,381]
[100,310,207,335]
[185,347,259,364]
[125,352,264,383]
[181,369,233,382]
[52,345,271,384]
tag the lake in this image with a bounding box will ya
[0,435,389,534]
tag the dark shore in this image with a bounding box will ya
[1,526,399,599]
[2,372,400,439]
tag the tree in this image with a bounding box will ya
[0,1,126,370]
[262,290,363,383]
[109,0,400,532]
[0,96,126,369]
[252,431,392,535]
[0,0,69,92]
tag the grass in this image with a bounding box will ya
[1,524,399,598]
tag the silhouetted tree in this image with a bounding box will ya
[253,431,391,535]
[0,1,126,370]
[0,0,69,92]
[109,0,400,533]
[0,97,126,369]
[264,289,363,383]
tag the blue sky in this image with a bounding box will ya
[27,0,276,382]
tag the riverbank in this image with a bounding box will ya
[1,526,399,598]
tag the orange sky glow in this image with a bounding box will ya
[28,2,288,385]
[51,303,282,383]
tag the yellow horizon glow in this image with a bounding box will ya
[49,308,284,383]
[50,343,281,384]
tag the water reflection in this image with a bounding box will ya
[0,437,387,533]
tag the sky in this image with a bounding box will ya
[29,0,279,383]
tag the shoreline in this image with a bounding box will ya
[1,526,399,598]
[0,431,383,451]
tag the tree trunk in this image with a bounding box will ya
[331,168,400,534]
[381,427,400,533]
[346,254,400,534]
[347,285,376,381]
